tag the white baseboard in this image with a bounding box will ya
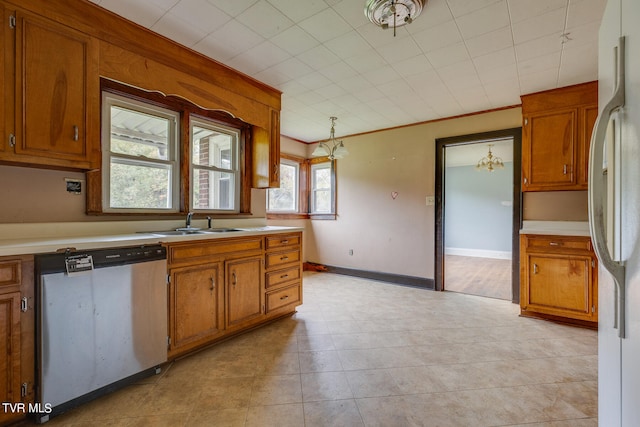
[445,247,512,260]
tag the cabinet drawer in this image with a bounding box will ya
[266,249,300,269]
[168,237,263,265]
[266,266,301,289]
[266,233,300,250]
[525,236,591,251]
[266,283,301,312]
[0,260,21,289]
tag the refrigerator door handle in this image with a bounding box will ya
[588,36,627,338]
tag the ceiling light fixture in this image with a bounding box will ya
[364,0,426,37]
[312,117,349,160]
[476,144,504,172]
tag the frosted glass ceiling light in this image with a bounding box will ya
[476,144,504,172]
[312,117,349,160]
[365,0,426,37]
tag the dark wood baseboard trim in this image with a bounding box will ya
[519,310,597,330]
[304,262,434,290]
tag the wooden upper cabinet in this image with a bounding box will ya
[521,82,597,191]
[6,9,99,170]
[252,108,281,189]
[0,4,7,157]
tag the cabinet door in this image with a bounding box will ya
[13,10,98,168]
[525,254,595,320]
[0,5,8,157]
[523,110,577,190]
[226,255,263,328]
[0,291,21,426]
[169,263,224,354]
[251,108,280,189]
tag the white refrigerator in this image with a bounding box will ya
[591,0,640,425]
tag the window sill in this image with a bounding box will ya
[267,213,309,220]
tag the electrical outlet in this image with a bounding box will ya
[348,249,353,256]
[426,196,435,206]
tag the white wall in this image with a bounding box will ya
[444,162,513,258]
[273,107,522,279]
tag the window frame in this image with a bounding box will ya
[101,92,181,213]
[189,116,241,213]
[88,79,252,216]
[266,154,336,220]
[267,157,300,214]
[309,159,336,220]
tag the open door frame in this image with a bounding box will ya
[435,127,522,304]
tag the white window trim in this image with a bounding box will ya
[267,158,300,213]
[101,92,180,213]
[310,161,334,214]
[189,116,241,213]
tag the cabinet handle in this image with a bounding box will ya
[232,272,237,287]
[280,255,289,261]
[549,242,559,246]
[563,164,568,175]
[523,177,528,185]
[273,164,279,177]
[73,125,79,141]
[209,276,215,291]
[281,240,289,244]
[280,295,289,301]
[281,274,289,279]
[533,263,539,274]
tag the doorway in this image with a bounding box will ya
[435,128,522,303]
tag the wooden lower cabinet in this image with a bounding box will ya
[168,262,224,356]
[520,234,597,324]
[226,255,263,328]
[166,232,302,359]
[0,255,35,426]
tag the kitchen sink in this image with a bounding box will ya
[147,229,205,236]
[204,228,243,233]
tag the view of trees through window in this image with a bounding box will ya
[268,162,298,211]
[107,103,178,210]
[312,164,332,213]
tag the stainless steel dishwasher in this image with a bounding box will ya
[35,245,168,423]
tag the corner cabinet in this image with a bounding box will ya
[521,82,597,191]
[1,7,99,170]
[520,234,597,325]
[166,232,301,359]
[0,255,35,427]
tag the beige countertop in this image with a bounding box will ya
[0,220,302,257]
[520,220,591,237]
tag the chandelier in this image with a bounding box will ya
[364,0,426,37]
[312,117,349,160]
[476,144,504,172]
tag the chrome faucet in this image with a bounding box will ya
[186,212,194,228]
[207,216,212,229]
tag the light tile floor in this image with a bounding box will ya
[44,272,597,426]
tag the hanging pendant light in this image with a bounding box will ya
[476,144,504,172]
[364,0,426,37]
[312,117,349,160]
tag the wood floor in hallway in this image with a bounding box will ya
[444,255,512,301]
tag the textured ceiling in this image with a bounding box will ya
[89,0,606,142]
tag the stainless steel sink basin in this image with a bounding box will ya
[204,228,243,233]
[148,229,205,236]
